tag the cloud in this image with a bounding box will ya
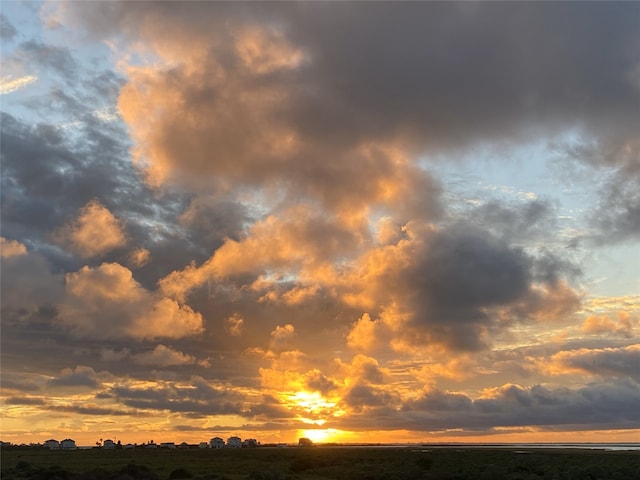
[110,377,243,415]
[49,365,101,389]
[15,40,77,76]
[57,262,203,340]
[269,324,295,352]
[0,13,17,41]
[343,220,581,353]
[63,2,638,177]
[581,312,636,339]
[53,200,127,258]
[226,313,244,337]
[127,247,150,268]
[548,345,640,381]
[132,344,196,367]
[0,74,38,94]
[1,237,27,257]
[398,381,640,432]
[0,240,63,311]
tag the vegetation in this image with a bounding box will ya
[1,445,639,480]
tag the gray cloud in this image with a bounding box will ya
[395,222,579,351]
[110,377,243,415]
[15,40,76,76]
[49,365,101,389]
[0,13,17,41]
[552,345,640,382]
[397,380,640,432]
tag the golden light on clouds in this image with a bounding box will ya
[1,0,639,446]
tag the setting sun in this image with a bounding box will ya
[300,428,346,444]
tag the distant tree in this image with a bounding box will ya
[298,437,313,447]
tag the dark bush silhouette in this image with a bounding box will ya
[168,467,193,479]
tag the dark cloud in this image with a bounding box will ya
[553,345,640,382]
[398,222,578,351]
[397,381,640,432]
[53,405,145,416]
[468,200,558,246]
[343,384,398,411]
[246,395,295,420]
[0,13,17,41]
[16,40,76,76]
[111,378,243,415]
[49,365,101,389]
[5,396,46,405]
[590,177,640,245]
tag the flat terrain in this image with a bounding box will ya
[2,445,639,480]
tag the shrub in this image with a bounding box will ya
[169,468,193,479]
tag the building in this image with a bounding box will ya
[199,442,209,449]
[210,437,225,449]
[103,439,116,449]
[60,439,77,450]
[44,439,60,450]
[226,436,242,448]
[242,438,258,448]
[160,442,176,449]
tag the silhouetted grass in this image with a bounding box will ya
[2,446,639,480]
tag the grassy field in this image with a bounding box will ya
[2,445,639,480]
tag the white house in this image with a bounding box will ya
[226,436,242,448]
[60,439,77,450]
[103,439,116,449]
[210,437,225,448]
[44,439,60,450]
[199,442,209,449]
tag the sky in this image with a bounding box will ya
[1,1,639,447]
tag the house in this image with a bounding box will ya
[199,442,209,449]
[226,436,242,448]
[242,438,258,448]
[160,442,176,449]
[44,439,60,450]
[61,439,77,450]
[103,439,116,449]
[210,437,225,449]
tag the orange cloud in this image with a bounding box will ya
[0,237,28,257]
[58,262,203,339]
[127,247,151,268]
[53,200,126,258]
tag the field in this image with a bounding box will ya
[2,445,640,480]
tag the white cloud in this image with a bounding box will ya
[0,74,38,94]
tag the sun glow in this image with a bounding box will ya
[290,391,336,413]
[300,428,342,444]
